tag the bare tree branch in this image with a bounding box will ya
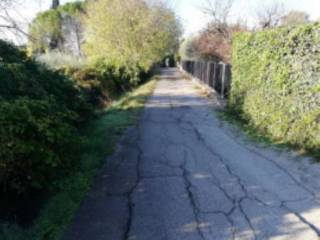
[0,0,34,42]
[256,2,286,29]
[0,24,16,28]
[201,0,234,25]
[194,0,247,63]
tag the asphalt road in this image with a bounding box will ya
[64,68,320,240]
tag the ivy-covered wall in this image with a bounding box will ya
[230,23,320,151]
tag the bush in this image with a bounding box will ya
[36,54,151,108]
[0,41,27,63]
[65,60,152,108]
[68,66,111,108]
[230,23,320,151]
[0,40,91,194]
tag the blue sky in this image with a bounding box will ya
[2,0,320,42]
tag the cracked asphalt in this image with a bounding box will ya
[64,68,320,240]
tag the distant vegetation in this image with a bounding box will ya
[230,23,320,154]
[179,1,312,64]
[84,0,181,84]
[29,0,181,105]
[29,2,85,55]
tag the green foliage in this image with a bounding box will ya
[0,78,157,240]
[0,40,91,194]
[28,2,84,53]
[230,23,320,152]
[56,2,84,16]
[63,59,152,108]
[0,98,77,191]
[29,9,62,53]
[84,0,181,84]
[0,41,26,63]
[179,36,200,61]
[30,0,168,91]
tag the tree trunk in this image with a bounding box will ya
[51,0,60,9]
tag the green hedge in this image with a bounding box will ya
[61,59,152,108]
[230,23,320,151]
[0,40,91,194]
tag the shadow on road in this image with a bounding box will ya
[64,68,320,240]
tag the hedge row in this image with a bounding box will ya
[61,61,151,108]
[230,23,320,151]
[0,40,91,194]
[0,40,152,196]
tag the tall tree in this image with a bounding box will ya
[29,2,85,54]
[195,0,246,62]
[84,0,181,76]
[52,0,60,9]
[202,0,234,26]
[256,2,285,29]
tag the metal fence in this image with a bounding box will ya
[181,60,232,97]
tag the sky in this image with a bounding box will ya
[1,0,320,42]
[174,0,320,36]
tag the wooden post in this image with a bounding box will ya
[213,63,219,90]
[221,64,226,98]
[206,62,210,86]
[208,62,214,88]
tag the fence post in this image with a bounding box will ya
[180,60,231,97]
[221,64,226,98]
[214,63,219,90]
[206,62,210,85]
[208,62,214,88]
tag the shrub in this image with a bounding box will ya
[0,40,91,194]
[36,54,150,108]
[68,58,153,106]
[230,23,320,151]
[0,41,27,63]
[0,98,78,192]
[68,66,111,107]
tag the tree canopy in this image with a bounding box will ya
[84,0,181,76]
[28,2,85,54]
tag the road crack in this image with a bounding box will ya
[123,130,143,240]
[180,149,206,240]
[185,117,320,238]
[281,201,320,237]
